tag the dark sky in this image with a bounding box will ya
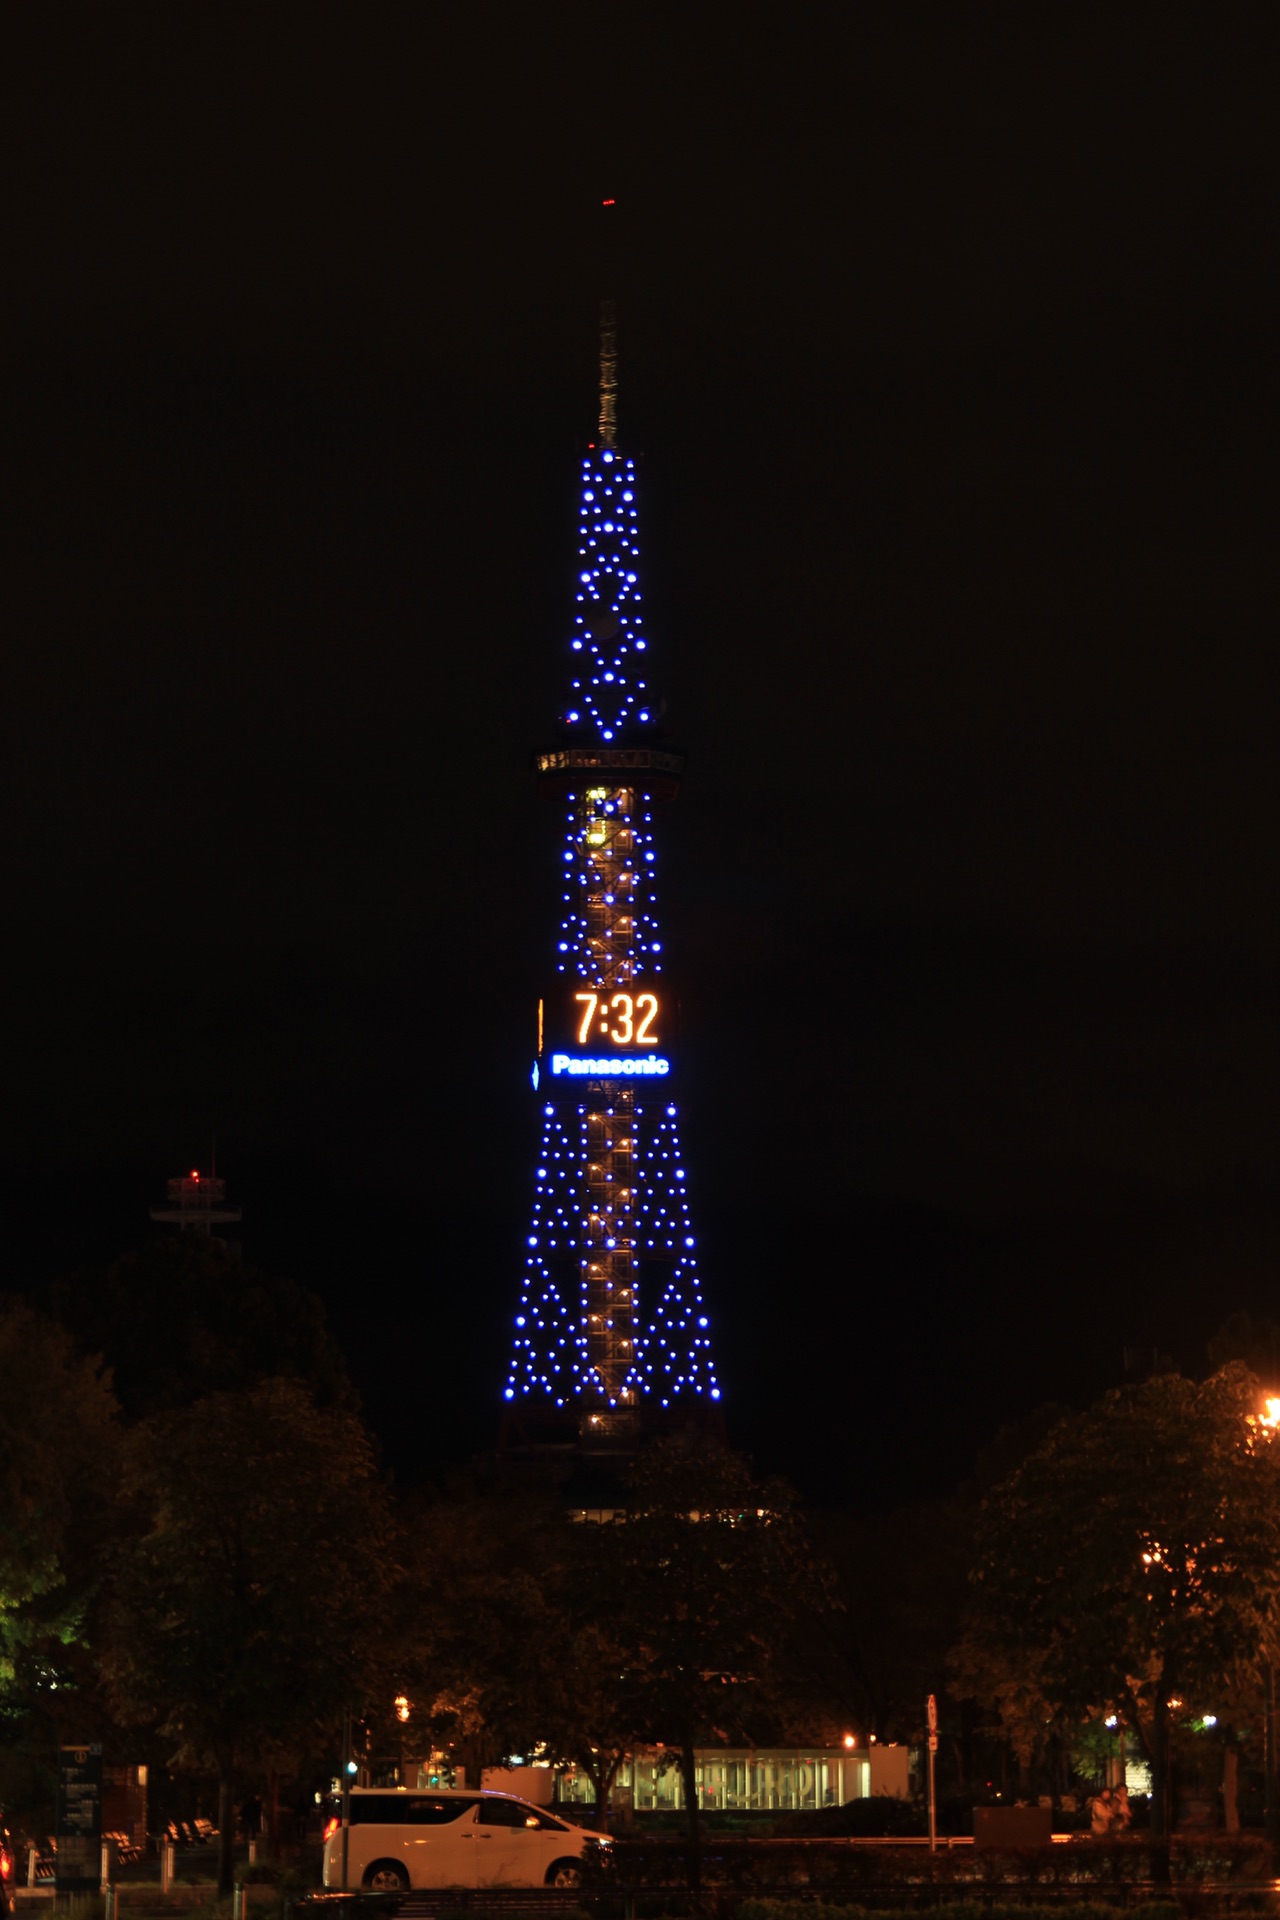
[5,7,1277,1501]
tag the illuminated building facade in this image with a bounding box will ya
[503,301,721,1447]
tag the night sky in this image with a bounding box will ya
[6,8,1276,1502]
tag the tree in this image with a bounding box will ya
[1209,1311,1280,1386]
[533,1528,641,1825]
[957,1365,1280,1842]
[384,1443,829,1858]
[0,1297,118,1664]
[814,1498,972,1745]
[101,1379,396,1891]
[48,1234,355,1420]
[384,1472,573,1787]
[599,1435,827,1867]
[0,1297,120,1828]
[381,1474,642,1822]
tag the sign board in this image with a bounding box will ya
[927,1693,938,1733]
[56,1745,102,1889]
[534,985,676,1092]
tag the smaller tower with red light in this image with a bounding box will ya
[150,1168,243,1236]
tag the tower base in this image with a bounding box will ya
[497,1392,727,1462]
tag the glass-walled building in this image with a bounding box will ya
[556,1746,909,1814]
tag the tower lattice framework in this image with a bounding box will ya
[504,303,721,1447]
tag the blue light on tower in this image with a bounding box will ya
[504,300,721,1439]
[562,453,653,743]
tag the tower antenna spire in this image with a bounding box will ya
[598,295,618,449]
[598,195,619,448]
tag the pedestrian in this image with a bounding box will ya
[1112,1785,1132,1835]
[1090,1786,1115,1836]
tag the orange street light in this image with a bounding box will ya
[1257,1392,1280,1849]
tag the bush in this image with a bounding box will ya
[775,1798,927,1839]
[738,1905,1181,1920]
[594,1834,1276,1899]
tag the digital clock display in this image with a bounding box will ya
[571,988,662,1047]
[535,983,676,1089]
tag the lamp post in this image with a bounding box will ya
[340,1713,353,1892]
[1256,1397,1280,1852]
[1264,1668,1278,1851]
[926,1694,938,1853]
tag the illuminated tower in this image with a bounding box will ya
[503,296,721,1450]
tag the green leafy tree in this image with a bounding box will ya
[814,1498,972,1744]
[600,1435,827,1866]
[1209,1311,1280,1386]
[381,1475,642,1820]
[958,1365,1280,1841]
[385,1473,571,1787]
[101,1379,396,1891]
[0,1297,120,1828]
[49,1235,355,1420]
[534,1570,637,1823]
[387,1445,827,1853]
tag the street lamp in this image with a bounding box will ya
[1252,1394,1280,1849]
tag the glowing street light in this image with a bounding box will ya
[1254,1392,1280,1848]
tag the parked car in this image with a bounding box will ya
[322,1787,609,1891]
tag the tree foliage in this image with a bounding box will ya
[49,1235,355,1420]
[814,1497,972,1746]
[387,1471,659,1819]
[600,1435,828,1854]
[956,1365,1280,1837]
[1208,1311,1280,1386]
[385,1438,828,1851]
[101,1378,395,1888]
[386,1472,571,1787]
[0,1297,120,1827]
[0,1296,118,1673]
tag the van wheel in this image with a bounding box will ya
[363,1862,410,1891]
[545,1860,582,1888]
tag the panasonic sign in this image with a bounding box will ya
[550,1052,671,1078]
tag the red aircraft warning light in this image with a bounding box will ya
[150,1169,242,1235]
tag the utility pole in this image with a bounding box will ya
[1266,1667,1278,1850]
[340,1713,352,1891]
[927,1694,938,1852]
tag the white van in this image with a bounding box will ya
[322,1787,609,1890]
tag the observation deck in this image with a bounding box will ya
[536,743,683,804]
